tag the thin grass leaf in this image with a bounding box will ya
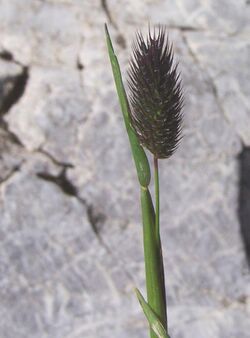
[141,186,167,336]
[135,288,170,338]
[105,24,151,188]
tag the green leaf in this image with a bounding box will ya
[105,23,151,188]
[140,187,167,338]
[135,288,170,338]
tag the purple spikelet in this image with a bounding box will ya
[127,26,183,159]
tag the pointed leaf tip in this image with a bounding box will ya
[135,288,170,338]
[105,25,151,187]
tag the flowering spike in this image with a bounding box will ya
[127,26,183,159]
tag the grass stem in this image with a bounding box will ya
[154,156,160,239]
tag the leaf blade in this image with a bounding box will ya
[135,288,170,338]
[105,24,151,188]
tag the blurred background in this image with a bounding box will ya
[0,1,250,337]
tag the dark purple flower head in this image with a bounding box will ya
[127,26,183,159]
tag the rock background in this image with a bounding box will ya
[0,1,250,337]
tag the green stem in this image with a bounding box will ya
[154,156,160,239]
[153,156,168,332]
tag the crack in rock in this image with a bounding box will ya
[101,0,116,28]
[37,169,78,197]
[0,164,20,185]
[76,57,84,71]
[181,33,245,145]
[85,203,106,236]
[36,168,107,244]
[238,146,250,268]
[37,148,74,169]
[0,53,29,180]
[36,167,135,285]
[0,51,29,146]
[0,66,29,117]
[167,25,204,32]
[182,33,249,267]
[100,0,126,49]
[0,120,23,146]
[0,50,14,62]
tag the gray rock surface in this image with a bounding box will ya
[0,1,250,338]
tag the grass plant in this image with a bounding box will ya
[105,24,183,338]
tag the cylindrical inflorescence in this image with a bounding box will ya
[128,26,183,159]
